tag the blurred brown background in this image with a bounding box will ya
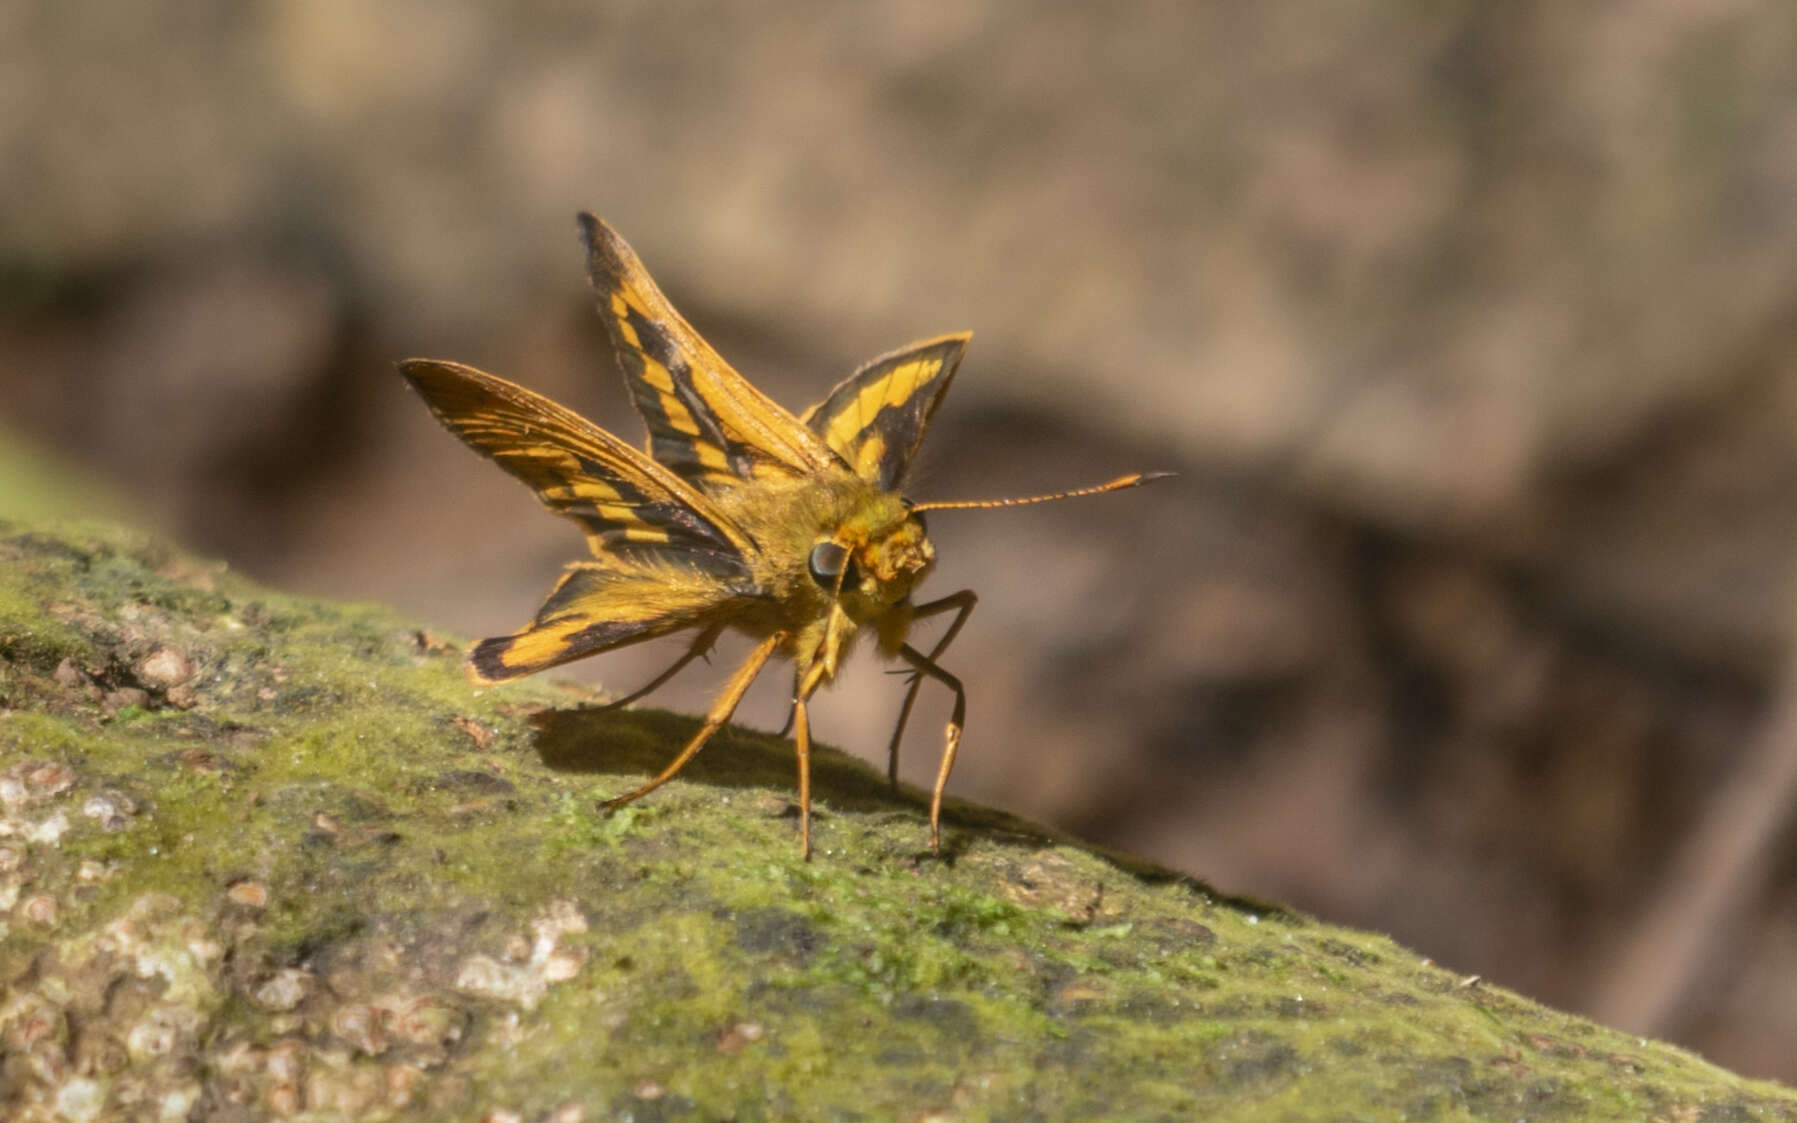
[6,1,1797,1081]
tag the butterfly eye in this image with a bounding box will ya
[808,541,855,589]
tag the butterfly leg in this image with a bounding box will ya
[787,660,835,859]
[885,590,977,791]
[791,688,815,859]
[897,642,966,854]
[601,630,784,812]
[775,666,801,738]
[595,622,724,712]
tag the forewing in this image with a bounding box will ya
[399,358,754,573]
[800,334,969,491]
[468,560,753,682]
[579,213,837,487]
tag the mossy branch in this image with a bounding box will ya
[1,517,1792,1120]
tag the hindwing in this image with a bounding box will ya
[465,560,753,682]
[800,334,969,491]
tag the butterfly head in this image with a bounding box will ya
[806,495,935,615]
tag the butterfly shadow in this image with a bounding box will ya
[527,704,1265,904]
[528,705,920,820]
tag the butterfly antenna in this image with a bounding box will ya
[911,471,1173,512]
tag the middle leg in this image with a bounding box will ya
[601,630,784,811]
[595,622,723,712]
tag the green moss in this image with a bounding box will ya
[0,710,89,754]
[0,583,90,673]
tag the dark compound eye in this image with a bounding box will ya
[808,541,854,589]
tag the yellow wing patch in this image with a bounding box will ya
[802,334,970,491]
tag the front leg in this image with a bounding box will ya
[897,641,967,854]
[885,590,977,790]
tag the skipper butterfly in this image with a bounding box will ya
[402,215,1166,858]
